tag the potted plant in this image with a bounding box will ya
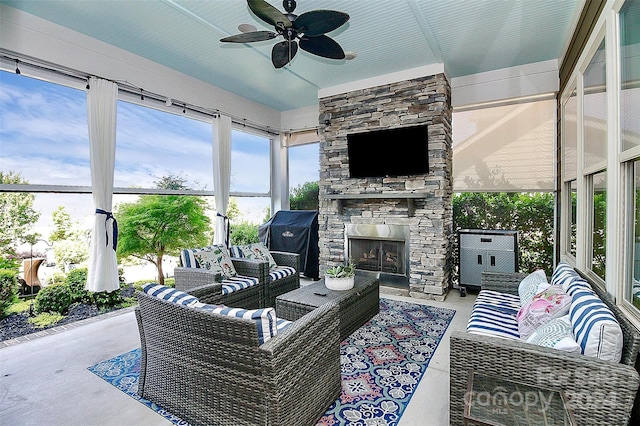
[325,259,356,291]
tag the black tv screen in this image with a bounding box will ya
[347,125,429,178]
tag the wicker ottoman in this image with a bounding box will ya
[276,275,379,341]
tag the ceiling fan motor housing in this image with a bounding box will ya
[283,0,297,13]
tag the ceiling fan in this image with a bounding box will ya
[221,0,350,69]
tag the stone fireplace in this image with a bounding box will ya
[317,73,453,300]
[346,224,410,286]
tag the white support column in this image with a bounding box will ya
[270,133,289,215]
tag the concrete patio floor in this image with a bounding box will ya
[0,284,475,426]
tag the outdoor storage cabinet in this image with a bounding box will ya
[458,229,518,289]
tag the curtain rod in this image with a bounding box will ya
[1,50,282,136]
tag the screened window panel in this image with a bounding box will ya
[230,129,270,193]
[591,171,607,279]
[115,101,212,190]
[452,99,555,192]
[583,39,607,169]
[620,0,640,152]
[289,143,319,188]
[563,91,578,181]
[0,71,90,186]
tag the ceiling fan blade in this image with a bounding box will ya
[220,31,277,43]
[272,40,298,68]
[248,0,292,29]
[238,23,257,33]
[299,35,345,59]
[294,10,349,37]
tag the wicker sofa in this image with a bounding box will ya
[135,287,341,426]
[450,267,640,425]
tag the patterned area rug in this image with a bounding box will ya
[88,298,455,426]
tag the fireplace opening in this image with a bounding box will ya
[345,224,410,287]
[350,239,405,275]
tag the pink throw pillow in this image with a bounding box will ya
[516,286,572,340]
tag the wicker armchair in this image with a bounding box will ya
[450,271,640,425]
[174,259,264,309]
[259,251,301,307]
[135,290,341,426]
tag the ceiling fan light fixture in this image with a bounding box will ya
[344,51,357,60]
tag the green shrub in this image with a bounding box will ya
[0,253,20,272]
[66,267,89,303]
[34,283,72,314]
[28,312,64,328]
[230,221,259,245]
[453,192,555,277]
[0,268,19,316]
[91,287,123,309]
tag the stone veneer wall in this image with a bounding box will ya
[318,74,453,299]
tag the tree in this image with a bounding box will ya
[50,206,73,242]
[290,181,319,210]
[0,171,41,259]
[115,178,212,285]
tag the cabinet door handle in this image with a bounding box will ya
[481,237,492,243]
[477,255,483,265]
[490,255,496,266]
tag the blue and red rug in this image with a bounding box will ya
[88,298,455,426]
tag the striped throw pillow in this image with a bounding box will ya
[550,262,578,289]
[569,290,623,361]
[142,283,199,306]
[193,304,278,345]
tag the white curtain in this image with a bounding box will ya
[213,114,232,246]
[86,77,119,293]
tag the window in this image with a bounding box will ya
[230,129,270,194]
[563,90,578,181]
[591,171,607,279]
[628,160,640,309]
[619,0,640,314]
[0,71,90,186]
[289,143,319,189]
[620,0,640,152]
[582,36,607,281]
[583,39,607,171]
[569,180,577,257]
[115,101,212,189]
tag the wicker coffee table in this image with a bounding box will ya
[276,275,380,341]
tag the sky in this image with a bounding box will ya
[0,70,319,247]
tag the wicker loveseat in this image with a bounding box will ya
[135,286,341,426]
[450,265,640,425]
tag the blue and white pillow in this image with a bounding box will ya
[569,290,623,361]
[142,283,199,306]
[550,262,578,289]
[526,315,580,354]
[193,304,278,344]
[518,269,549,306]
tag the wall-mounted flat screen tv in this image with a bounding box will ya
[347,125,429,178]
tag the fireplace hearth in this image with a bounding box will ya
[345,224,410,287]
